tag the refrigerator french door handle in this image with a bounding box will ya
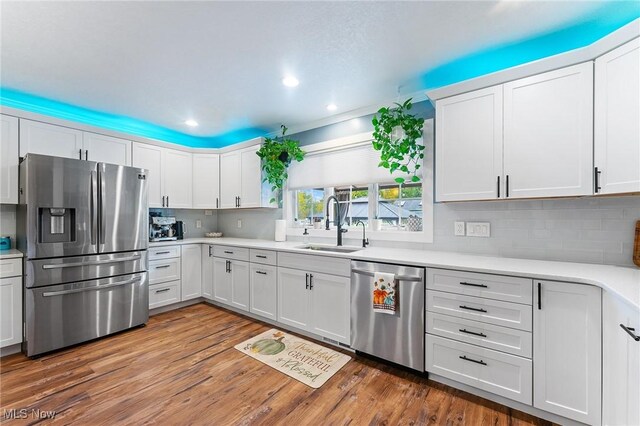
[42,277,142,297]
[90,171,98,246]
[98,167,107,250]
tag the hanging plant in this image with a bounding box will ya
[256,124,305,204]
[371,98,425,184]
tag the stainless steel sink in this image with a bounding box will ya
[295,244,362,254]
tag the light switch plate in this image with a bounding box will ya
[195,220,202,229]
[466,222,491,237]
[454,221,465,236]
[237,219,242,228]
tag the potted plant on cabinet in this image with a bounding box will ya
[371,98,425,184]
[256,125,305,205]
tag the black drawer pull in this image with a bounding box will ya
[155,265,171,269]
[155,288,170,294]
[255,270,267,275]
[460,281,488,288]
[255,255,268,259]
[620,324,640,341]
[459,305,487,313]
[155,251,170,255]
[459,328,487,338]
[459,355,487,366]
[224,251,234,254]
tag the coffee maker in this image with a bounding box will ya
[149,214,184,241]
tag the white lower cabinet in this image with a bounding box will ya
[148,245,182,309]
[603,292,640,426]
[180,245,202,301]
[426,334,532,404]
[149,281,181,309]
[533,280,601,425]
[0,275,22,348]
[277,267,349,345]
[213,257,249,311]
[250,263,277,321]
[202,245,214,300]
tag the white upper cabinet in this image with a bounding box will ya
[220,150,241,208]
[192,153,220,209]
[504,63,594,198]
[20,119,84,159]
[220,142,274,209]
[533,280,601,425]
[132,142,192,208]
[0,115,19,204]
[240,145,263,208]
[83,132,131,166]
[435,86,504,201]
[595,38,640,195]
[133,143,163,208]
[162,149,192,208]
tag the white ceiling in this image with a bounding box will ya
[1,1,609,138]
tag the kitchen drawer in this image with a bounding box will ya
[427,290,532,332]
[278,252,350,277]
[427,312,532,358]
[149,246,181,260]
[427,268,532,305]
[213,245,250,262]
[250,249,277,266]
[149,258,181,285]
[0,258,22,279]
[149,281,181,309]
[426,334,532,405]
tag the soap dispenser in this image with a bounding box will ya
[302,228,310,244]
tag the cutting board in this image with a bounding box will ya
[634,220,640,268]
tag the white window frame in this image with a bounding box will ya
[284,120,434,244]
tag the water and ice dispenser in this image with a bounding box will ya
[38,207,76,243]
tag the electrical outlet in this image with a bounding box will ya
[237,219,242,229]
[454,221,465,236]
[466,222,491,237]
[195,220,202,229]
[204,210,213,216]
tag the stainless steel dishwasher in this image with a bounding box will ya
[351,260,425,371]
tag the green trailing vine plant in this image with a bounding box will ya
[256,124,305,204]
[371,98,425,184]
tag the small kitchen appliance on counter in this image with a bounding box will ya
[149,214,184,241]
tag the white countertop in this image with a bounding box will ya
[151,237,640,310]
[0,249,24,260]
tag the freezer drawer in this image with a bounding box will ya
[351,260,425,371]
[24,272,148,356]
[26,251,148,288]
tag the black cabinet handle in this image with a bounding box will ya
[459,328,487,338]
[309,274,314,290]
[497,176,500,198]
[255,270,267,275]
[460,281,488,288]
[216,198,219,209]
[155,265,171,269]
[208,246,213,257]
[595,167,602,193]
[506,175,510,198]
[459,305,487,313]
[85,149,88,160]
[155,288,170,294]
[224,251,234,254]
[155,251,170,255]
[305,273,309,289]
[538,282,542,310]
[238,196,241,207]
[162,196,165,207]
[79,148,82,160]
[620,324,640,341]
[166,196,169,207]
[255,255,267,259]
[459,355,487,366]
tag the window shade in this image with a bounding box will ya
[288,142,418,190]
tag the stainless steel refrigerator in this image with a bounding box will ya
[17,154,149,356]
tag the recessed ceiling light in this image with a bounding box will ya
[282,76,299,87]
[326,104,337,111]
[185,119,198,127]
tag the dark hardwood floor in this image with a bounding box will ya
[0,303,552,425]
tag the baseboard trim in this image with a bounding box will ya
[150,298,205,316]
[0,343,22,358]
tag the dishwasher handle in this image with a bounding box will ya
[351,268,423,282]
